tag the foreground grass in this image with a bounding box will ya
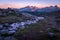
[13,20,60,40]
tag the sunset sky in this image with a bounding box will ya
[0,0,60,8]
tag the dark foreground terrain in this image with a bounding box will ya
[0,7,60,40]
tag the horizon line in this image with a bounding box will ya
[0,5,60,9]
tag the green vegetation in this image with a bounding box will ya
[14,20,49,40]
[0,16,19,23]
[0,13,32,23]
[13,20,60,40]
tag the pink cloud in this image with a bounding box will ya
[0,3,25,8]
[0,3,60,8]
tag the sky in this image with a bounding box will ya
[0,0,60,8]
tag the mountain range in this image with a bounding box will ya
[19,5,60,12]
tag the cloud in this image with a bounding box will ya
[0,3,27,8]
[0,0,60,8]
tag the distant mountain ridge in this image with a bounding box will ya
[19,6,38,12]
[19,5,60,12]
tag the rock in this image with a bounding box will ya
[0,29,8,34]
[40,31,44,33]
[8,30,16,34]
[0,36,3,40]
[20,22,25,26]
[10,23,20,30]
[20,26,25,29]
[48,32,54,37]
[0,24,3,30]
[4,36,17,40]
